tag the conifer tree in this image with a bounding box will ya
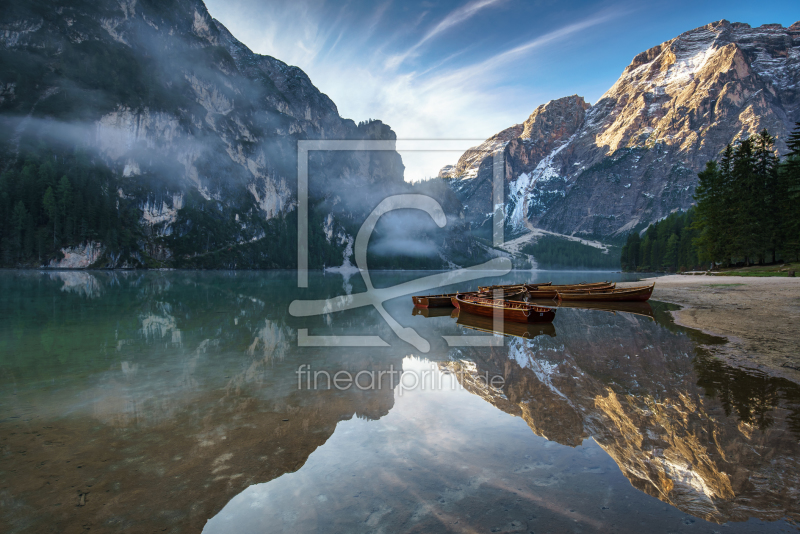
[754,130,780,262]
[730,138,761,264]
[782,122,800,259]
[693,160,724,264]
[42,187,57,245]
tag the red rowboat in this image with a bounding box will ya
[453,294,556,324]
[413,289,525,308]
[412,293,462,308]
[557,283,655,302]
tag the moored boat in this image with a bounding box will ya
[411,293,461,308]
[454,294,556,323]
[479,281,552,292]
[521,282,616,299]
[414,289,525,308]
[557,283,655,302]
[548,281,615,289]
[478,281,614,293]
[483,289,529,301]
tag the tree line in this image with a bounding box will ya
[622,125,800,271]
[0,150,140,266]
[620,209,700,272]
[522,235,620,270]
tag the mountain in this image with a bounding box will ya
[0,0,483,269]
[443,20,800,242]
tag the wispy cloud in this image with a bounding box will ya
[419,10,622,90]
[385,0,507,70]
[205,0,629,181]
[418,0,506,48]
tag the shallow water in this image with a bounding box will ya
[1,270,799,533]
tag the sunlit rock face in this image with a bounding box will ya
[0,0,477,268]
[443,309,800,524]
[446,20,800,237]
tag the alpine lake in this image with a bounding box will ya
[1,270,799,534]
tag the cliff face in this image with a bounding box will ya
[0,0,476,269]
[444,20,800,238]
[443,306,800,524]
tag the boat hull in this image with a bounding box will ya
[557,284,654,302]
[412,295,456,308]
[479,281,612,292]
[412,288,515,308]
[455,295,556,324]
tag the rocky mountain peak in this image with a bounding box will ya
[521,95,591,142]
[0,0,477,269]
[444,19,800,239]
[438,123,523,180]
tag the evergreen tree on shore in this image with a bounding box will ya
[783,123,800,259]
[621,209,699,271]
[623,124,800,271]
[691,128,796,266]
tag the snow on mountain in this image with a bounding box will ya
[444,20,800,239]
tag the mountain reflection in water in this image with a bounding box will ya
[0,271,798,533]
[442,300,800,524]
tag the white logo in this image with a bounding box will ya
[290,140,509,352]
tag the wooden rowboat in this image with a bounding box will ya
[412,293,462,308]
[480,289,529,301]
[450,290,527,308]
[521,282,616,299]
[456,310,557,339]
[479,281,552,291]
[549,281,614,289]
[479,281,614,293]
[557,283,655,302]
[413,289,525,308]
[454,294,556,324]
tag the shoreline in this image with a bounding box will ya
[630,275,800,384]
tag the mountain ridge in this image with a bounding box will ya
[443,19,800,241]
[0,0,481,269]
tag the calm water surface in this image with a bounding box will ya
[1,270,799,533]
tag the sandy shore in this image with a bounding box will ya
[621,275,800,383]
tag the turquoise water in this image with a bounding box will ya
[1,270,798,533]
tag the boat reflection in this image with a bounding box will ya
[455,309,557,339]
[411,296,656,322]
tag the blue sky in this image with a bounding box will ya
[205,0,799,181]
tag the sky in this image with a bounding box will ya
[205,0,799,182]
